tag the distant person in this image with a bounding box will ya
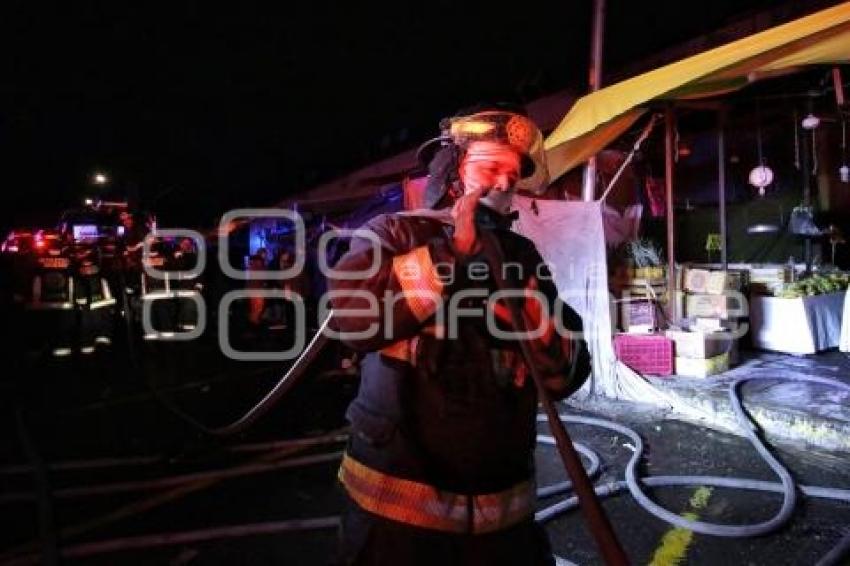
[256,246,270,269]
[118,211,147,293]
[72,243,115,351]
[172,237,202,332]
[265,248,312,333]
[119,211,147,253]
[246,253,267,329]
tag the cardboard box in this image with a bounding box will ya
[693,317,725,332]
[685,293,745,319]
[619,299,658,331]
[749,266,793,283]
[684,268,743,294]
[621,278,666,298]
[706,271,744,294]
[749,266,793,295]
[666,330,732,359]
[633,266,665,280]
[675,352,729,377]
[692,317,743,333]
[684,269,711,293]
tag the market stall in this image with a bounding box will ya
[538,2,850,398]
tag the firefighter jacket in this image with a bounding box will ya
[328,207,590,529]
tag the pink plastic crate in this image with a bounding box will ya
[614,333,674,376]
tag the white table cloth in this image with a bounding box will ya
[750,292,845,355]
[840,291,850,352]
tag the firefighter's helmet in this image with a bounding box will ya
[417,105,549,208]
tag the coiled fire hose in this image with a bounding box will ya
[534,375,850,565]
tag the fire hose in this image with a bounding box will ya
[7,378,850,564]
[119,252,333,437]
[478,228,629,566]
[140,313,334,437]
[128,220,630,562]
[133,220,651,564]
[118,225,850,564]
[533,374,850,565]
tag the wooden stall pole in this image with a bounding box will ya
[803,96,813,274]
[665,104,677,317]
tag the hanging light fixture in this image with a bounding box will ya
[801,113,821,130]
[749,101,773,196]
[801,109,820,176]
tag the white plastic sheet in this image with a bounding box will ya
[512,197,676,404]
[601,204,643,249]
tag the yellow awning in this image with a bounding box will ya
[545,2,850,181]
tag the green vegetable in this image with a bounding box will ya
[773,272,850,297]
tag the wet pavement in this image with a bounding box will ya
[537,411,850,565]
[643,349,850,452]
[2,335,850,565]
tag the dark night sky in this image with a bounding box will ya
[1,0,808,230]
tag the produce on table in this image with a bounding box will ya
[774,272,850,298]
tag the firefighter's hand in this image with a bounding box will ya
[451,187,485,257]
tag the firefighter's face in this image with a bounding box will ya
[458,141,521,195]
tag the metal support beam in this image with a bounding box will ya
[803,97,813,274]
[581,0,606,201]
[718,109,728,268]
[581,158,598,202]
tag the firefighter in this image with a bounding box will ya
[171,236,202,332]
[118,211,149,287]
[139,237,175,340]
[99,217,125,306]
[266,247,310,330]
[328,106,590,565]
[246,253,267,331]
[116,211,163,341]
[26,232,76,357]
[70,242,115,352]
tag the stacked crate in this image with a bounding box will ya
[748,265,794,295]
[681,268,746,320]
[615,266,666,333]
[671,267,746,376]
[614,333,674,376]
[666,329,734,377]
[610,264,677,376]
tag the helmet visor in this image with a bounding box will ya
[446,111,549,193]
